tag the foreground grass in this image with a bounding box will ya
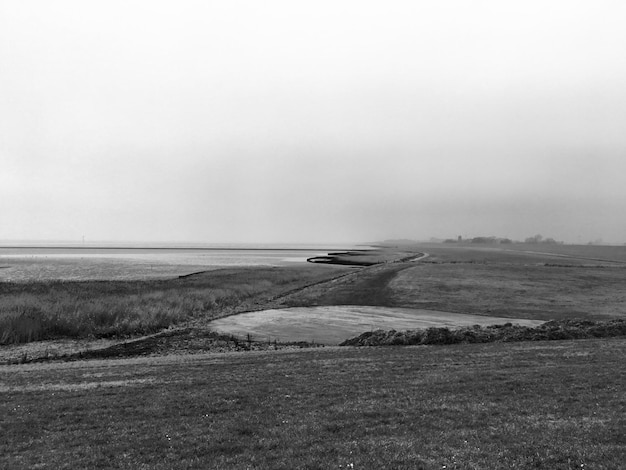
[1,338,625,469]
[0,265,349,344]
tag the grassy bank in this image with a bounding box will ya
[0,265,349,345]
[1,338,625,469]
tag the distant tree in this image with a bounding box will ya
[525,234,543,244]
[470,236,496,244]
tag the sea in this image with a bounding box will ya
[0,243,359,282]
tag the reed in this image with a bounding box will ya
[0,266,337,344]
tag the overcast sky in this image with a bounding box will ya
[1,1,625,244]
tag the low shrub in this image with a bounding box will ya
[339,319,626,346]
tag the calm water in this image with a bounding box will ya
[0,245,353,281]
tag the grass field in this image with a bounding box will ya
[276,244,626,322]
[2,243,625,356]
[389,262,626,320]
[1,243,625,468]
[1,338,625,469]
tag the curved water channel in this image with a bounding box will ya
[209,306,545,345]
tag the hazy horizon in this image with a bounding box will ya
[2,1,626,245]
[0,235,623,248]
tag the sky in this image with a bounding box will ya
[1,0,625,245]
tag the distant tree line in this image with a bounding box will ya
[523,234,562,244]
[442,234,563,245]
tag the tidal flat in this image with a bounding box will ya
[0,245,348,281]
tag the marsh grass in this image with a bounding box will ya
[0,266,343,345]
